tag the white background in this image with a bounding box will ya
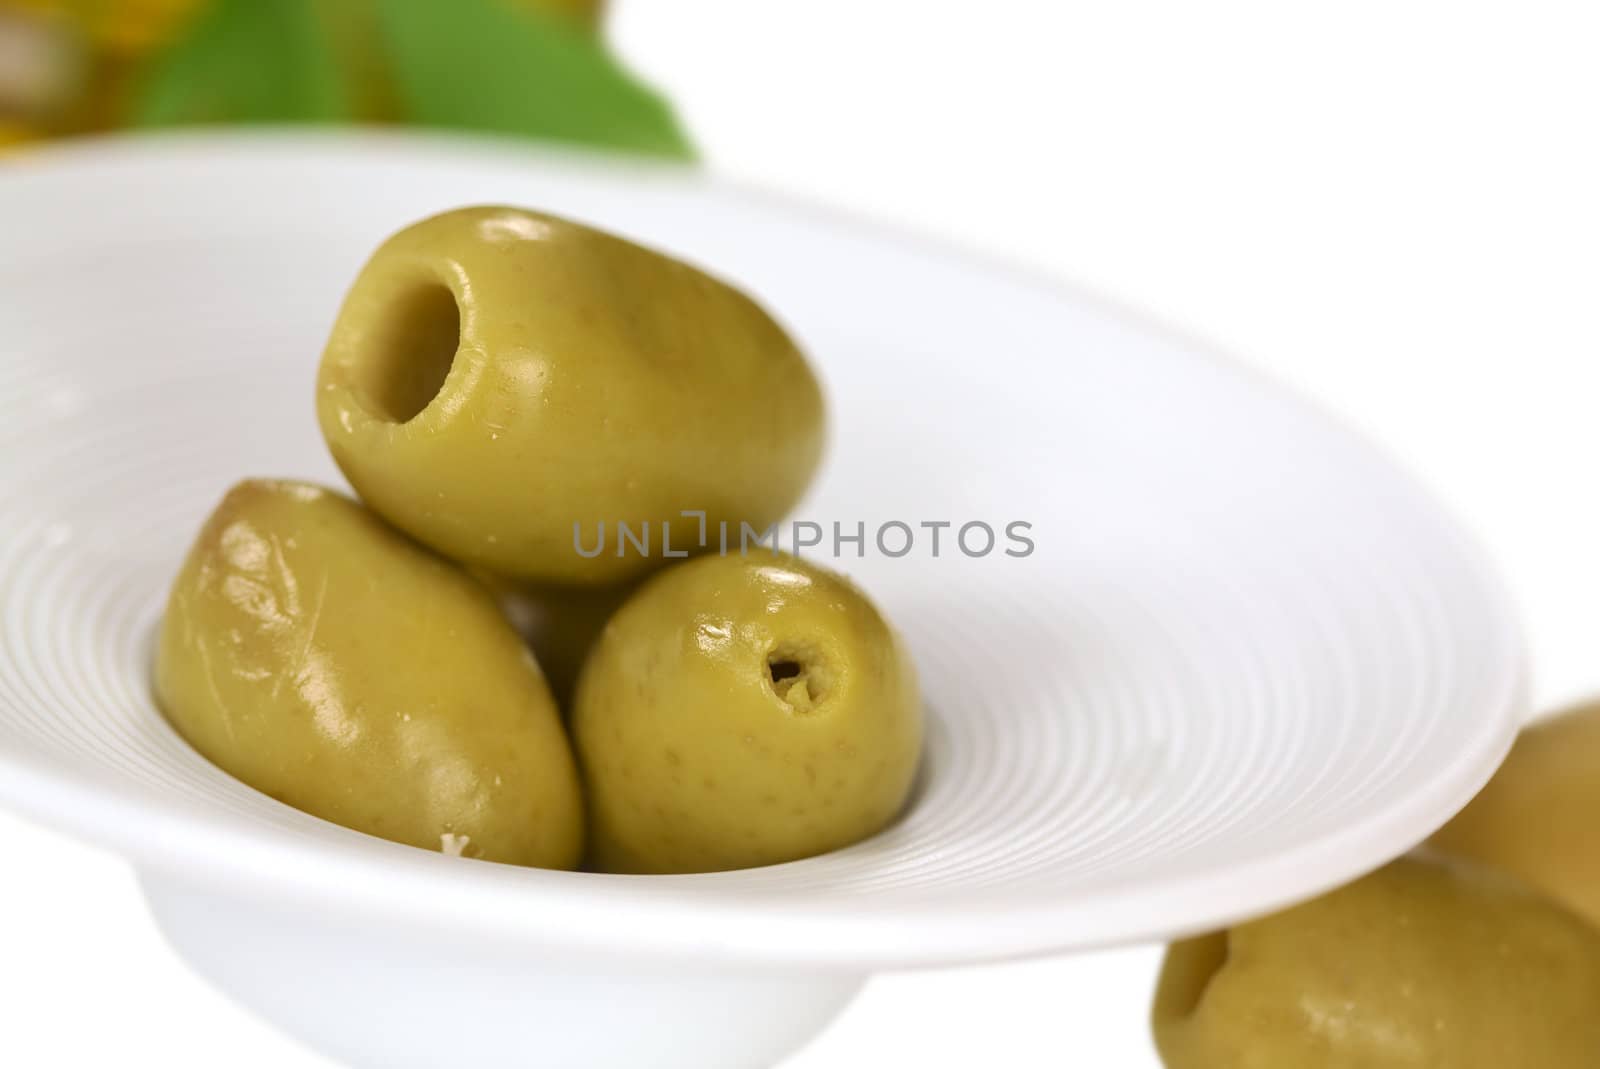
[3,1,1598,1065]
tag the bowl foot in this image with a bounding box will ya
[140,870,866,1068]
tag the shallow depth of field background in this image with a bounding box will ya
[2,2,1598,1066]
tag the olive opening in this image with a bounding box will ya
[360,281,461,423]
[766,645,830,712]
[768,659,803,683]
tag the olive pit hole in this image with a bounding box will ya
[766,645,830,712]
[360,281,460,423]
[768,660,803,684]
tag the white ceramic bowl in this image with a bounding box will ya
[0,134,1525,1068]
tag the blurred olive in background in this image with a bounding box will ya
[1432,699,1600,929]
[0,0,685,157]
[1153,853,1600,1068]
[483,575,637,710]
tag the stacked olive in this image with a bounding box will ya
[1153,701,1600,1067]
[155,206,922,873]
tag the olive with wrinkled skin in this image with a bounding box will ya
[316,205,825,585]
[1432,700,1600,927]
[154,479,583,868]
[574,551,921,874]
[1153,853,1600,1068]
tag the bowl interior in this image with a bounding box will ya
[0,134,1523,967]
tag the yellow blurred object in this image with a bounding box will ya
[1,0,203,53]
[0,117,40,146]
[83,0,206,52]
[0,6,81,117]
[0,0,204,145]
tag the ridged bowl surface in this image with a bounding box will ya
[0,134,1524,967]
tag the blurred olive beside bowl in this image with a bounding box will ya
[1431,699,1600,927]
[1154,852,1600,1068]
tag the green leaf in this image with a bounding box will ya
[133,0,351,126]
[373,0,694,159]
[129,0,692,159]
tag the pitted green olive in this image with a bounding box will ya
[574,551,921,874]
[316,205,825,585]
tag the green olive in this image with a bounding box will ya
[573,551,921,873]
[316,206,825,585]
[154,479,583,868]
[1153,854,1600,1068]
[1432,700,1600,927]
